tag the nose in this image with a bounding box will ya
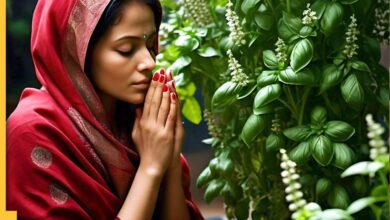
[137,47,156,73]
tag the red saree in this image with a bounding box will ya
[6,0,203,219]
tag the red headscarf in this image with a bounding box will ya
[6,0,203,219]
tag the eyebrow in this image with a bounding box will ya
[114,31,157,42]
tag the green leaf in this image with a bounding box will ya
[288,142,312,164]
[283,125,312,142]
[310,135,334,166]
[202,138,214,145]
[218,159,234,176]
[341,161,384,177]
[183,97,202,124]
[316,178,332,196]
[282,12,302,33]
[238,84,257,100]
[241,0,260,14]
[257,70,278,88]
[198,47,221,57]
[220,181,240,198]
[311,0,329,19]
[253,105,273,115]
[341,74,365,109]
[347,197,377,215]
[265,133,285,151]
[277,20,299,43]
[204,179,224,203]
[171,56,192,74]
[175,35,199,51]
[332,143,355,169]
[351,60,370,72]
[327,185,350,209]
[255,13,274,31]
[320,64,343,93]
[371,185,388,198]
[195,27,208,38]
[299,26,314,37]
[324,121,355,142]
[313,209,353,220]
[311,106,327,125]
[253,84,281,108]
[340,0,359,4]
[196,167,213,188]
[320,2,343,35]
[290,39,314,72]
[279,68,316,85]
[263,50,278,69]
[212,82,242,108]
[241,114,266,147]
[208,158,220,174]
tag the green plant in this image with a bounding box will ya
[158,0,389,219]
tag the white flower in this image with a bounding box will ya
[280,149,308,215]
[275,38,287,67]
[373,0,389,44]
[343,15,359,59]
[226,0,246,45]
[302,4,318,26]
[183,0,212,26]
[227,49,249,86]
[366,114,388,160]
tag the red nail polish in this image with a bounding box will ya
[159,75,165,83]
[152,73,160,81]
[171,92,176,100]
[163,84,168,92]
[160,69,165,75]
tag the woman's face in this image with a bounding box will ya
[90,2,156,105]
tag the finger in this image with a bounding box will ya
[148,72,166,120]
[166,81,175,93]
[157,88,170,126]
[132,107,142,139]
[165,92,177,130]
[166,70,173,81]
[143,72,160,117]
[175,93,182,125]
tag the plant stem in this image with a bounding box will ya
[298,86,311,125]
[265,0,275,15]
[277,98,298,120]
[322,92,339,116]
[286,0,291,13]
[379,170,388,186]
[284,85,298,117]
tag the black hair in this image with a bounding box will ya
[84,0,162,74]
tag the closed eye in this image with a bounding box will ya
[117,50,134,56]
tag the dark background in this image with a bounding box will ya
[6,0,224,216]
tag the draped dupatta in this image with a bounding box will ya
[6,0,203,219]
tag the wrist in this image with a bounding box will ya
[166,160,182,178]
[139,162,166,180]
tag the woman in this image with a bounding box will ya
[6,0,204,219]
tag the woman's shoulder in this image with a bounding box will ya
[7,87,67,143]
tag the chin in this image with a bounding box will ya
[124,93,146,105]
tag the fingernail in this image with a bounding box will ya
[159,74,166,83]
[169,71,173,79]
[160,69,165,75]
[152,73,160,81]
[172,81,176,89]
[171,92,176,101]
[163,84,168,92]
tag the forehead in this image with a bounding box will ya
[109,2,156,37]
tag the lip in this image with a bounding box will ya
[132,80,150,85]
